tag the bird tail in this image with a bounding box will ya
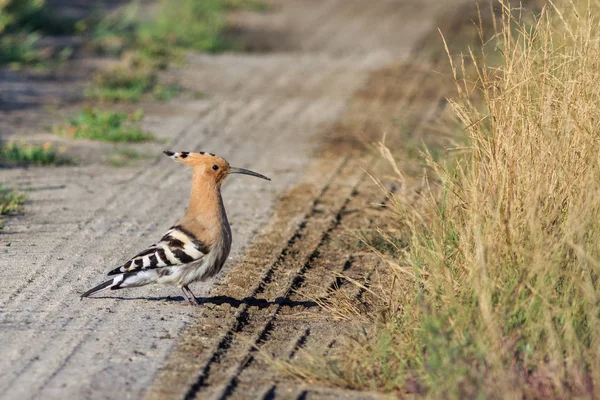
[81,274,126,298]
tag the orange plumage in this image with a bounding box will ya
[81,151,270,305]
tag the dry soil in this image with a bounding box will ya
[0,1,469,399]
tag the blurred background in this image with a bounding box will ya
[7,1,597,400]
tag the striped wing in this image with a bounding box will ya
[108,225,209,275]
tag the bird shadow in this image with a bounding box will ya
[89,294,318,309]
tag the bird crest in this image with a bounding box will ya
[82,150,270,305]
[164,150,270,182]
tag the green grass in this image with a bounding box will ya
[151,84,182,101]
[0,141,71,166]
[0,32,41,64]
[107,147,150,167]
[85,66,182,102]
[91,0,242,59]
[0,185,25,229]
[135,0,228,54]
[0,0,77,35]
[54,107,153,142]
[85,67,156,102]
[224,0,268,12]
[89,3,140,57]
[87,0,235,102]
[0,0,78,66]
[0,185,25,215]
[87,0,265,102]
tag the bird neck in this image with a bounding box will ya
[186,170,225,221]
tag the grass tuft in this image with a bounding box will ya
[135,0,229,54]
[0,141,71,166]
[91,0,255,59]
[86,67,156,102]
[0,0,78,66]
[0,32,41,65]
[88,0,255,102]
[0,185,25,215]
[0,185,25,229]
[287,1,600,398]
[85,66,182,102]
[89,3,139,57]
[224,0,269,12]
[107,147,149,167]
[54,107,153,142]
[151,84,182,101]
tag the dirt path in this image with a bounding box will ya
[1,1,465,399]
[143,10,466,398]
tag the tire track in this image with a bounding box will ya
[1,58,342,399]
[167,7,468,398]
[29,83,333,397]
[155,56,447,394]
[211,158,373,400]
[28,96,296,390]
[144,153,352,400]
[0,0,471,398]
[225,178,388,399]
[188,157,358,397]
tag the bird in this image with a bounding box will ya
[81,150,270,305]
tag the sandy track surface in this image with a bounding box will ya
[1,1,465,398]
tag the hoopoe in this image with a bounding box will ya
[81,151,270,305]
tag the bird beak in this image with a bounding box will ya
[229,167,271,181]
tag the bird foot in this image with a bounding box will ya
[186,297,200,306]
[181,285,200,306]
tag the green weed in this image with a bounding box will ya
[88,0,231,103]
[0,0,78,66]
[0,0,77,35]
[85,0,264,105]
[0,141,70,166]
[88,2,138,56]
[107,146,150,167]
[0,185,25,228]
[92,0,248,59]
[224,0,268,12]
[0,32,40,64]
[54,107,153,142]
[85,66,181,102]
[0,185,25,215]
[136,0,229,54]
[0,188,25,230]
[85,67,156,102]
[152,84,181,101]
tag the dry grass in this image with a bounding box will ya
[277,1,600,398]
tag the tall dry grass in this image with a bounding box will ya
[284,1,600,398]
[409,0,600,395]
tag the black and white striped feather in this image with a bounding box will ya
[108,225,209,276]
[81,225,210,298]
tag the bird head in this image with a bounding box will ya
[164,151,271,184]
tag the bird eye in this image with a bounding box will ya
[212,165,219,171]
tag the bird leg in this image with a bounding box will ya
[181,285,199,306]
